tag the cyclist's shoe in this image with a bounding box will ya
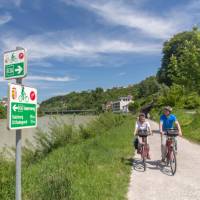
[147,154,151,160]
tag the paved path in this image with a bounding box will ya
[127,120,200,200]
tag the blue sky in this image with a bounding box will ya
[0,0,200,102]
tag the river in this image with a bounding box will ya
[0,115,95,150]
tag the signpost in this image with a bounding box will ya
[4,49,27,80]
[3,47,36,200]
[8,83,37,130]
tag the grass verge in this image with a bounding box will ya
[0,113,134,200]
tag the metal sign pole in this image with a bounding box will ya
[16,78,22,200]
[15,47,23,200]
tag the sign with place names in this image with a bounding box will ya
[8,83,37,130]
[4,49,27,79]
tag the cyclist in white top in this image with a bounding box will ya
[134,113,153,159]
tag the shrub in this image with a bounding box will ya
[183,92,200,109]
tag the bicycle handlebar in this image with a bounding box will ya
[163,129,179,137]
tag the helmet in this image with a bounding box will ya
[164,106,172,112]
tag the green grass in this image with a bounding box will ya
[176,110,200,143]
[0,113,134,200]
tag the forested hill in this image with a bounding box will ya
[40,76,161,111]
[40,27,200,112]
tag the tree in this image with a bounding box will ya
[128,102,140,113]
[157,27,200,93]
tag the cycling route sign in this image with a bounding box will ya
[4,49,27,80]
[8,83,37,130]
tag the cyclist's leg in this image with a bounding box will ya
[174,137,178,152]
[146,137,150,159]
[137,136,142,154]
[161,135,167,161]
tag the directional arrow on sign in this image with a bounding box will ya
[12,104,18,112]
[15,65,23,74]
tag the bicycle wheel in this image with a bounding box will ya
[170,149,177,175]
[141,145,146,171]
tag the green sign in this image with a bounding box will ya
[8,84,37,130]
[10,102,36,128]
[4,49,27,80]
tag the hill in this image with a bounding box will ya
[40,76,161,112]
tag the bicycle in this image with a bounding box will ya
[164,129,179,175]
[137,130,151,171]
[18,87,29,103]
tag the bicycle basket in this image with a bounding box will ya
[138,129,148,137]
[166,129,179,136]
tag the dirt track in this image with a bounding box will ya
[127,120,200,200]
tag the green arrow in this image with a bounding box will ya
[15,65,23,74]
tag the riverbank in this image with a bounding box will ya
[0,115,95,150]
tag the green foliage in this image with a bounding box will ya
[128,102,140,113]
[157,27,200,93]
[174,109,200,143]
[183,92,200,109]
[0,104,6,119]
[0,114,134,200]
[0,157,15,200]
[40,76,162,112]
[156,84,185,107]
[136,76,161,98]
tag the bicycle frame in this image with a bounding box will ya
[165,134,177,175]
[166,136,175,160]
[138,136,149,171]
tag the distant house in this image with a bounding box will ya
[112,95,133,113]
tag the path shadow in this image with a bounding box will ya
[152,130,160,134]
[129,157,174,176]
[132,158,146,172]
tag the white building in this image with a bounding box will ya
[112,95,133,113]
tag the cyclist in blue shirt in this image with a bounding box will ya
[160,106,182,162]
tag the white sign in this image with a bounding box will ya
[4,49,27,79]
[8,83,37,130]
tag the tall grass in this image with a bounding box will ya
[0,113,134,200]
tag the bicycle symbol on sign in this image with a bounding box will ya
[18,86,29,102]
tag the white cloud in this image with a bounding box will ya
[117,72,126,76]
[51,91,69,96]
[0,0,22,8]
[27,75,76,82]
[29,61,53,68]
[62,0,200,39]
[0,14,12,25]
[1,31,160,62]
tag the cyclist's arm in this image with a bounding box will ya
[147,122,153,135]
[175,121,182,136]
[159,121,164,135]
[133,122,138,136]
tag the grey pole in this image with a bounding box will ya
[16,78,22,200]
[16,46,24,200]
